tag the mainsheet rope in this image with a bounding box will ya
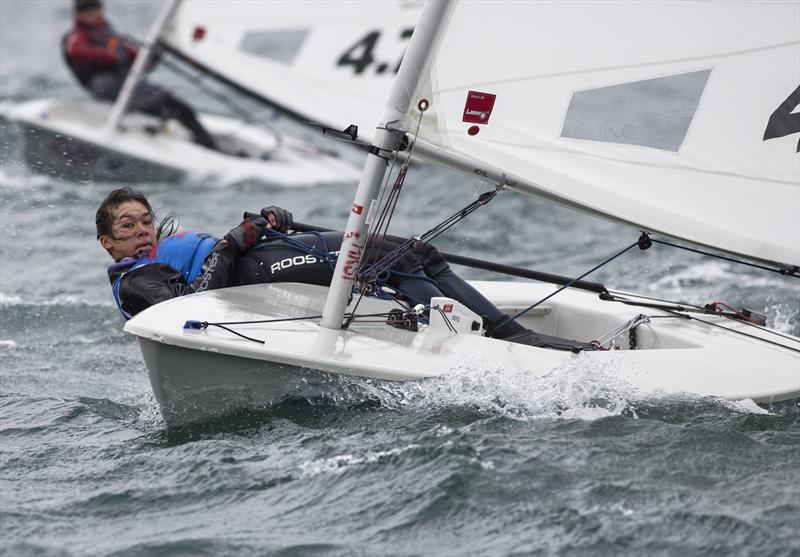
[490,235,649,332]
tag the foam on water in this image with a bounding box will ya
[299,444,422,478]
[323,352,642,422]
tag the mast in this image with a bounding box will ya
[319,0,454,331]
[104,0,182,135]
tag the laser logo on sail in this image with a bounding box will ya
[462,91,496,124]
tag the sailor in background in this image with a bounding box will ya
[63,0,217,150]
[96,188,590,351]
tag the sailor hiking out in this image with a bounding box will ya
[97,187,591,351]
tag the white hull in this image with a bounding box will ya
[124,282,800,427]
[3,98,360,186]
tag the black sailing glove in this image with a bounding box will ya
[260,206,293,233]
[224,215,269,255]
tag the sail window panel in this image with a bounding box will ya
[240,29,310,65]
[561,70,711,152]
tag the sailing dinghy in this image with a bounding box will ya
[124,1,800,427]
[3,0,359,187]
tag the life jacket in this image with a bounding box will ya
[108,232,219,319]
[62,18,132,88]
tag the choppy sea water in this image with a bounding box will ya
[1,2,799,556]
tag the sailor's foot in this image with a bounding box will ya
[485,314,593,353]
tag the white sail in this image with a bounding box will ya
[160,0,421,130]
[405,1,800,268]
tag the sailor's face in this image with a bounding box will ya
[77,6,103,25]
[100,201,156,260]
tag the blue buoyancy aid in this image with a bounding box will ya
[109,232,219,319]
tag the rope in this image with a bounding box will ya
[493,238,643,331]
[158,51,266,124]
[251,229,338,271]
[358,188,499,284]
[342,104,429,328]
[605,294,800,345]
[183,307,430,345]
[659,309,800,353]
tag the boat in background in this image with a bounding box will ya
[1,0,360,186]
[3,97,358,185]
[125,0,800,427]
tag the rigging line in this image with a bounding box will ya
[212,315,322,326]
[205,323,265,344]
[660,309,800,353]
[290,221,608,293]
[357,113,424,268]
[358,188,499,281]
[363,104,427,259]
[150,45,269,128]
[367,185,500,272]
[209,309,420,327]
[494,238,644,330]
[605,289,707,310]
[603,294,800,345]
[344,161,408,328]
[433,305,458,334]
[343,107,428,329]
[649,238,799,278]
[264,230,338,269]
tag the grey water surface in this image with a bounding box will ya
[1,2,799,556]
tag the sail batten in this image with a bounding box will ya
[437,40,800,94]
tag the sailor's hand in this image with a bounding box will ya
[260,206,293,232]
[224,215,269,254]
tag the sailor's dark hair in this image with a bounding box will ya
[74,0,102,13]
[95,187,176,241]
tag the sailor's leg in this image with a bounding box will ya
[418,243,593,351]
[87,74,123,102]
[130,82,217,149]
[386,269,445,308]
[413,243,526,336]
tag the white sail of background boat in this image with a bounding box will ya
[2,0,359,187]
[159,0,421,135]
[125,0,800,427]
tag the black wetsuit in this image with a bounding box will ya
[110,231,506,327]
[108,231,592,351]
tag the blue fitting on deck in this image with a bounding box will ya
[183,320,205,330]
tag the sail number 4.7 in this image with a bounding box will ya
[337,29,414,75]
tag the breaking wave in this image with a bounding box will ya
[322,353,642,421]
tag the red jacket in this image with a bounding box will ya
[63,17,138,86]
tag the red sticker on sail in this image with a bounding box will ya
[462,91,496,124]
